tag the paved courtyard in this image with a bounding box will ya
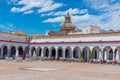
[0,60,120,80]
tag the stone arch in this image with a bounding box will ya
[73,46,81,59]
[50,46,56,60]
[92,46,101,60]
[82,46,90,62]
[65,46,72,60]
[1,45,8,59]
[25,46,30,58]
[57,46,63,60]
[103,46,113,61]
[31,47,36,57]
[10,45,16,59]
[18,46,23,57]
[0,47,1,58]
[37,47,42,57]
[115,46,120,62]
[43,46,49,57]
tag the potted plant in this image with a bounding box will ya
[80,52,84,63]
[89,51,93,63]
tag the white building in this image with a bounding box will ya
[81,25,101,34]
[0,13,120,64]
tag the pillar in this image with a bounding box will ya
[70,48,74,62]
[0,48,3,59]
[62,48,65,61]
[99,50,104,64]
[41,47,44,58]
[7,48,10,58]
[15,49,19,60]
[55,47,58,61]
[112,52,116,64]
[48,48,50,60]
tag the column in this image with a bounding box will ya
[70,48,74,62]
[62,48,65,61]
[29,48,32,58]
[100,50,104,64]
[15,49,19,60]
[40,47,44,60]
[7,48,10,58]
[112,52,116,64]
[0,48,3,59]
[55,47,58,61]
[48,48,50,60]
[41,47,44,58]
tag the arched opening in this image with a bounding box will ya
[50,47,56,60]
[73,47,80,59]
[25,46,29,58]
[3,46,8,59]
[103,46,113,63]
[37,47,42,57]
[18,47,23,57]
[82,46,90,62]
[0,48,1,58]
[10,46,16,59]
[57,47,63,60]
[31,47,36,57]
[115,46,120,62]
[82,48,87,62]
[65,47,71,60]
[43,47,49,58]
[109,49,113,60]
[92,47,101,60]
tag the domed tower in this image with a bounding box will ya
[60,12,75,35]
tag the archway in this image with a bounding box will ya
[50,47,56,60]
[0,48,1,58]
[10,46,16,59]
[57,47,63,60]
[2,46,8,59]
[25,46,29,58]
[65,47,72,60]
[18,46,23,57]
[43,47,49,58]
[115,46,120,62]
[92,46,101,60]
[82,46,90,62]
[31,47,36,57]
[73,47,80,59]
[103,46,113,62]
[109,49,113,60]
[37,47,42,57]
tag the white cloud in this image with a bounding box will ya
[41,8,88,17]
[7,0,19,5]
[10,0,63,14]
[23,10,34,14]
[43,8,120,31]
[42,14,89,23]
[43,0,120,31]
[84,0,120,12]
[0,23,15,32]
[38,0,62,13]
[43,16,64,23]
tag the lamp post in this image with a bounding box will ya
[25,36,32,60]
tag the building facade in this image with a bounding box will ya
[0,13,120,64]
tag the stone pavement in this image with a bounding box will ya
[0,60,120,80]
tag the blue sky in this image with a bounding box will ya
[0,0,120,35]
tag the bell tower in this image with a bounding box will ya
[64,12,71,23]
[59,12,75,35]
